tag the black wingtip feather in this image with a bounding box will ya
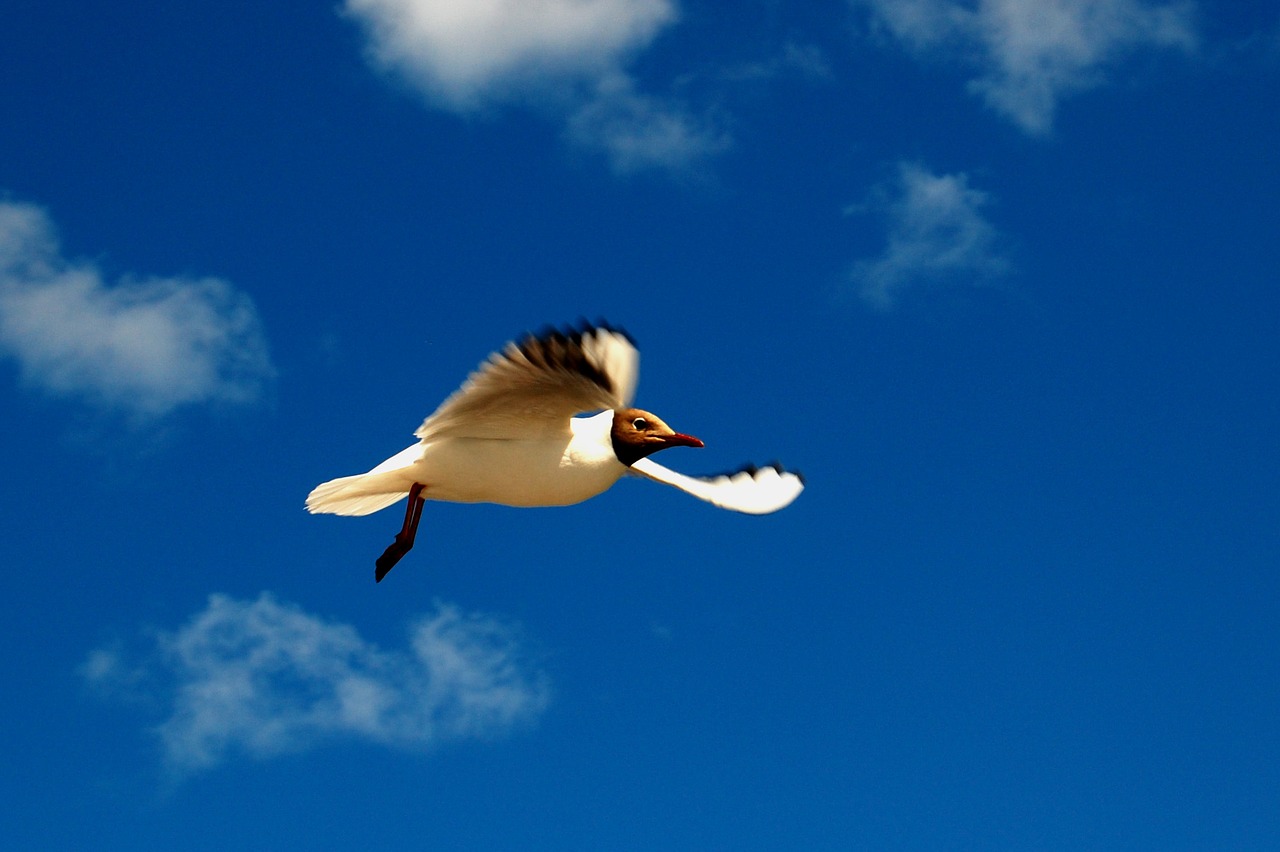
[512,319,634,399]
[586,317,636,346]
[701,460,804,482]
[763,460,804,483]
[524,318,633,346]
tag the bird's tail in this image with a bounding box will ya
[305,471,412,517]
[307,443,423,516]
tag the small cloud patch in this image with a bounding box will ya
[565,74,732,174]
[0,200,273,418]
[83,593,551,774]
[858,0,1196,133]
[851,163,1010,308]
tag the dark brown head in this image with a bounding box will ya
[610,407,704,466]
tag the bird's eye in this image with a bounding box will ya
[632,417,648,430]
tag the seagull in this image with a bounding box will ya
[306,321,804,581]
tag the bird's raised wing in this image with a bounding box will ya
[416,321,639,441]
[629,457,804,515]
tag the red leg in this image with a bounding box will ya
[375,483,425,583]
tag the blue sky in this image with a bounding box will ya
[2,0,1278,848]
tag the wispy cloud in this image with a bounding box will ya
[858,0,1197,133]
[343,0,727,172]
[565,74,731,174]
[82,593,550,774]
[851,163,1010,308]
[0,200,273,418]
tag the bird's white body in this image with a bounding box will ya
[422,411,624,505]
[308,410,626,514]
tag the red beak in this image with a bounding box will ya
[665,432,705,449]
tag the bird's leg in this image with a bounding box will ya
[375,483,426,583]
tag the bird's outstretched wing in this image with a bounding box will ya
[629,458,804,515]
[416,321,639,441]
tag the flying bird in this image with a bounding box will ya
[307,321,804,581]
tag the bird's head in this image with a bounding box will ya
[610,407,704,466]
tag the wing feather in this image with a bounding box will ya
[629,458,804,515]
[415,321,639,441]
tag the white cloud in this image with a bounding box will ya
[83,593,550,773]
[565,74,731,174]
[344,0,676,108]
[0,201,273,418]
[851,163,1010,308]
[343,0,726,172]
[858,0,1197,133]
